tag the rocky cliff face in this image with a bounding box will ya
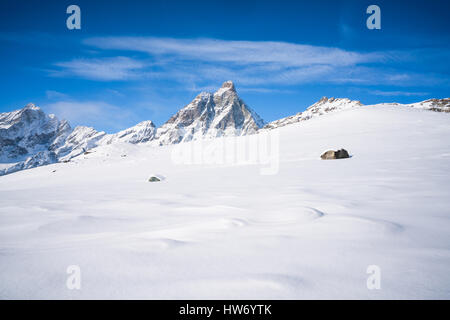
[0,104,71,161]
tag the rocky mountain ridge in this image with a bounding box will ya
[263,97,364,130]
[1,81,449,175]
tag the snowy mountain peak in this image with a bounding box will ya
[0,103,72,175]
[0,103,45,129]
[23,103,40,111]
[136,120,155,127]
[155,81,265,145]
[222,80,235,90]
[215,80,236,96]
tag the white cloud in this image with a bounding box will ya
[47,36,447,89]
[83,37,381,67]
[369,90,429,97]
[45,90,69,100]
[78,37,390,87]
[51,56,145,81]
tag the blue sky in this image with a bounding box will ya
[0,0,449,132]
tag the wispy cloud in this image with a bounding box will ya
[83,37,382,67]
[51,56,146,81]
[45,90,69,100]
[69,37,388,87]
[48,36,449,90]
[369,90,429,97]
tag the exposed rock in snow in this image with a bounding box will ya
[405,98,450,112]
[264,97,364,129]
[0,151,57,176]
[155,81,265,145]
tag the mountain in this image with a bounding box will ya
[0,81,264,175]
[0,103,71,160]
[57,121,157,161]
[263,97,450,131]
[1,85,448,176]
[0,104,71,175]
[264,97,364,130]
[155,81,265,145]
[0,108,157,175]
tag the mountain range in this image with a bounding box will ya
[0,81,449,176]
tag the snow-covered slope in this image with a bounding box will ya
[57,121,157,161]
[0,104,449,299]
[56,126,107,161]
[102,120,156,145]
[155,81,265,145]
[264,97,363,129]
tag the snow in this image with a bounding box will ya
[0,104,449,299]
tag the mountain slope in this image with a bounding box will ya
[264,97,363,129]
[56,126,107,161]
[1,105,449,299]
[102,120,156,144]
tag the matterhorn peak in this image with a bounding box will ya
[24,103,37,108]
[23,103,41,111]
[155,81,264,145]
[214,81,236,96]
[221,80,235,91]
